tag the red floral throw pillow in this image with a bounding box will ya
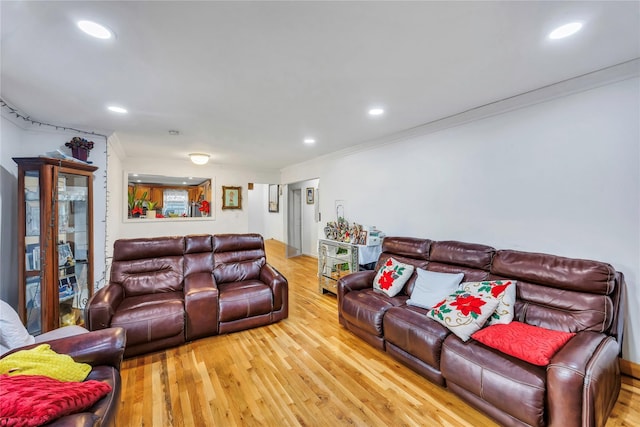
[0,374,112,427]
[373,257,415,297]
[427,290,499,341]
[460,280,517,325]
[471,321,576,366]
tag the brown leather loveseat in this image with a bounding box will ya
[338,237,625,427]
[86,234,288,357]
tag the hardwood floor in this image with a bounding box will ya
[118,239,639,426]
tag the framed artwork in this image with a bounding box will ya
[58,243,74,266]
[306,187,315,204]
[356,230,368,245]
[268,184,279,212]
[222,186,242,210]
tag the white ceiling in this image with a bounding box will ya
[2,1,639,169]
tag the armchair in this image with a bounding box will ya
[0,304,125,427]
[87,236,188,357]
[212,233,288,334]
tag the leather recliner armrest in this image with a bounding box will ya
[260,264,288,312]
[547,331,621,427]
[2,327,126,370]
[85,283,124,331]
[337,270,376,293]
[184,272,219,340]
[336,268,374,296]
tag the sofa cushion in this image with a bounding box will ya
[407,269,464,309]
[380,237,431,260]
[111,255,185,296]
[427,290,499,341]
[472,321,576,366]
[0,344,90,382]
[383,305,451,369]
[110,292,184,346]
[0,374,112,427]
[460,280,516,325]
[0,300,36,356]
[429,240,495,270]
[218,280,274,322]
[341,289,405,337]
[441,335,547,427]
[373,257,415,297]
[489,249,618,336]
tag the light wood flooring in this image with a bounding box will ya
[118,239,639,426]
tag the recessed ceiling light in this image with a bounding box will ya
[77,20,113,39]
[368,108,385,116]
[303,138,316,144]
[107,105,127,114]
[548,22,583,40]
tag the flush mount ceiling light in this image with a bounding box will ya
[189,153,210,165]
[368,108,385,116]
[107,105,127,114]
[548,22,583,40]
[77,20,113,39]
[303,138,316,144]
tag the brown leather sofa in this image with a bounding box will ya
[338,237,625,427]
[1,327,126,427]
[86,233,288,357]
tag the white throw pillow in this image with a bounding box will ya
[427,290,500,341]
[460,280,517,325]
[373,257,415,297]
[0,300,35,356]
[407,269,464,309]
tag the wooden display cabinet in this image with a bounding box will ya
[14,157,97,334]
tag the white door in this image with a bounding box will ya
[287,188,302,257]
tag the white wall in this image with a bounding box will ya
[281,77,640,363]
[248,184,266,236]
[248,183,284,241]
[0,115,108,303]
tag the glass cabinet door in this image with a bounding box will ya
[56,171,91,328]
[24,170,42,335]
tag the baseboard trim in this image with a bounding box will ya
[621,358,640,380]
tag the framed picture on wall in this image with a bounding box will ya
[222,186,242,210]
[306,187,314,204]
[268,184,279,212]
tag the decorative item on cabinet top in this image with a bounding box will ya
[323,218,384,246]
[65,137,94,162]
